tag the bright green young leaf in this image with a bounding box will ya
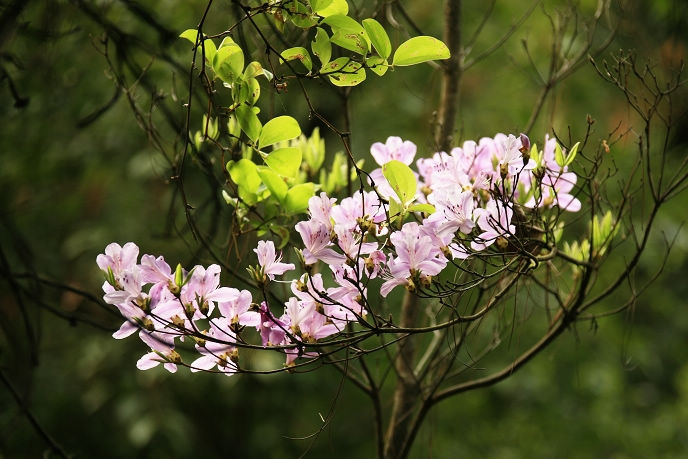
[243,61,266,79]
[285,183,315,215]
[314,0,348,16]
[213,45,244,83]
[227,159,262,193]
[323,15,369,54]
[265,147,302,178]
[529,143,541,166]
[392,36,450,66]
[285,1,318,28]
[179,29,198,44]
[235,105,262,143]
[259,116,301,148]
[257,167,288,202]
[280,47,313,72]
[408,203,435,214]
[388,198,403,225]
[179,30,217,62]
[565,142,580,167]
[200,39,217,63]
[246,77,260,104]
[362,19,391,59]
[232,78,261,105]
[322,58,366,86]
[312,27,332,66]
[309,0,333,11]
[331,30,369,55]
[218,36,237,49]
[366,56,388,76]
[554,142,565,168]
[382,160,417,205]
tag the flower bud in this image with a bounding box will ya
[171,315,186,329]
[440,245,452,259]
[167,349,182,364]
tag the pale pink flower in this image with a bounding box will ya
[254,240,295,280]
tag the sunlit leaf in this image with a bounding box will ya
[280,47,313,72]
[312,27,332,66]
[392,36,450,66]
[366,56,388,76]
[265,147,302,178]
[382,160,417,205]
[235,105,261,143]
[362,18,391,59]
[285,182,315,215]
[259,116,301,148]
[213,45,244,83]
[313,0,348,17]
[257,167,288,202]
[227,159,261,193]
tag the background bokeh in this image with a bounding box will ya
[1,0,687,457]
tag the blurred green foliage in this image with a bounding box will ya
[1,0,687,457]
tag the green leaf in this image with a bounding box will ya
[285,1,318,28]
[529,143,541,166]
[227,159,262,193]
[554,142,565,168]
[179,29,198,44]
[259,116,301,148]
[235,105,262,143]
[362,19,391,59]
[265,147,302,178]
[392,36,450,66]
[218,36,237,49]
[312,27,332,66]
[382,160,417,205]
[322,58,366,86]
[366,56,388,76]
[179,30,217,63]
[388,199,403,225]
[257,167,288,202]
[331,30,369,55]
[323,15,369,54]
[243,61,266,79]
[303,127,325,172]
[200,39,217,63]
[246,77,260,105]
[213,45,244,83]
[309,0,333,11]
[285,183,315,215]
[280,47,313,72]
[564,142,580,167]
[313,0,348,16]
[408,203,435,214]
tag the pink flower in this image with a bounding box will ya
[370,136,417,166]
[308,192,337,230]
[190,318,239,376]
[255,240,295,280]
[380,222,447,297]
[295,220,345,266]
[471,199,516,251]
[427,188,476,235]
[218,288,259,327]
[96,242,139,279]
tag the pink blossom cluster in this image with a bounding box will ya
[98,133,580,372]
